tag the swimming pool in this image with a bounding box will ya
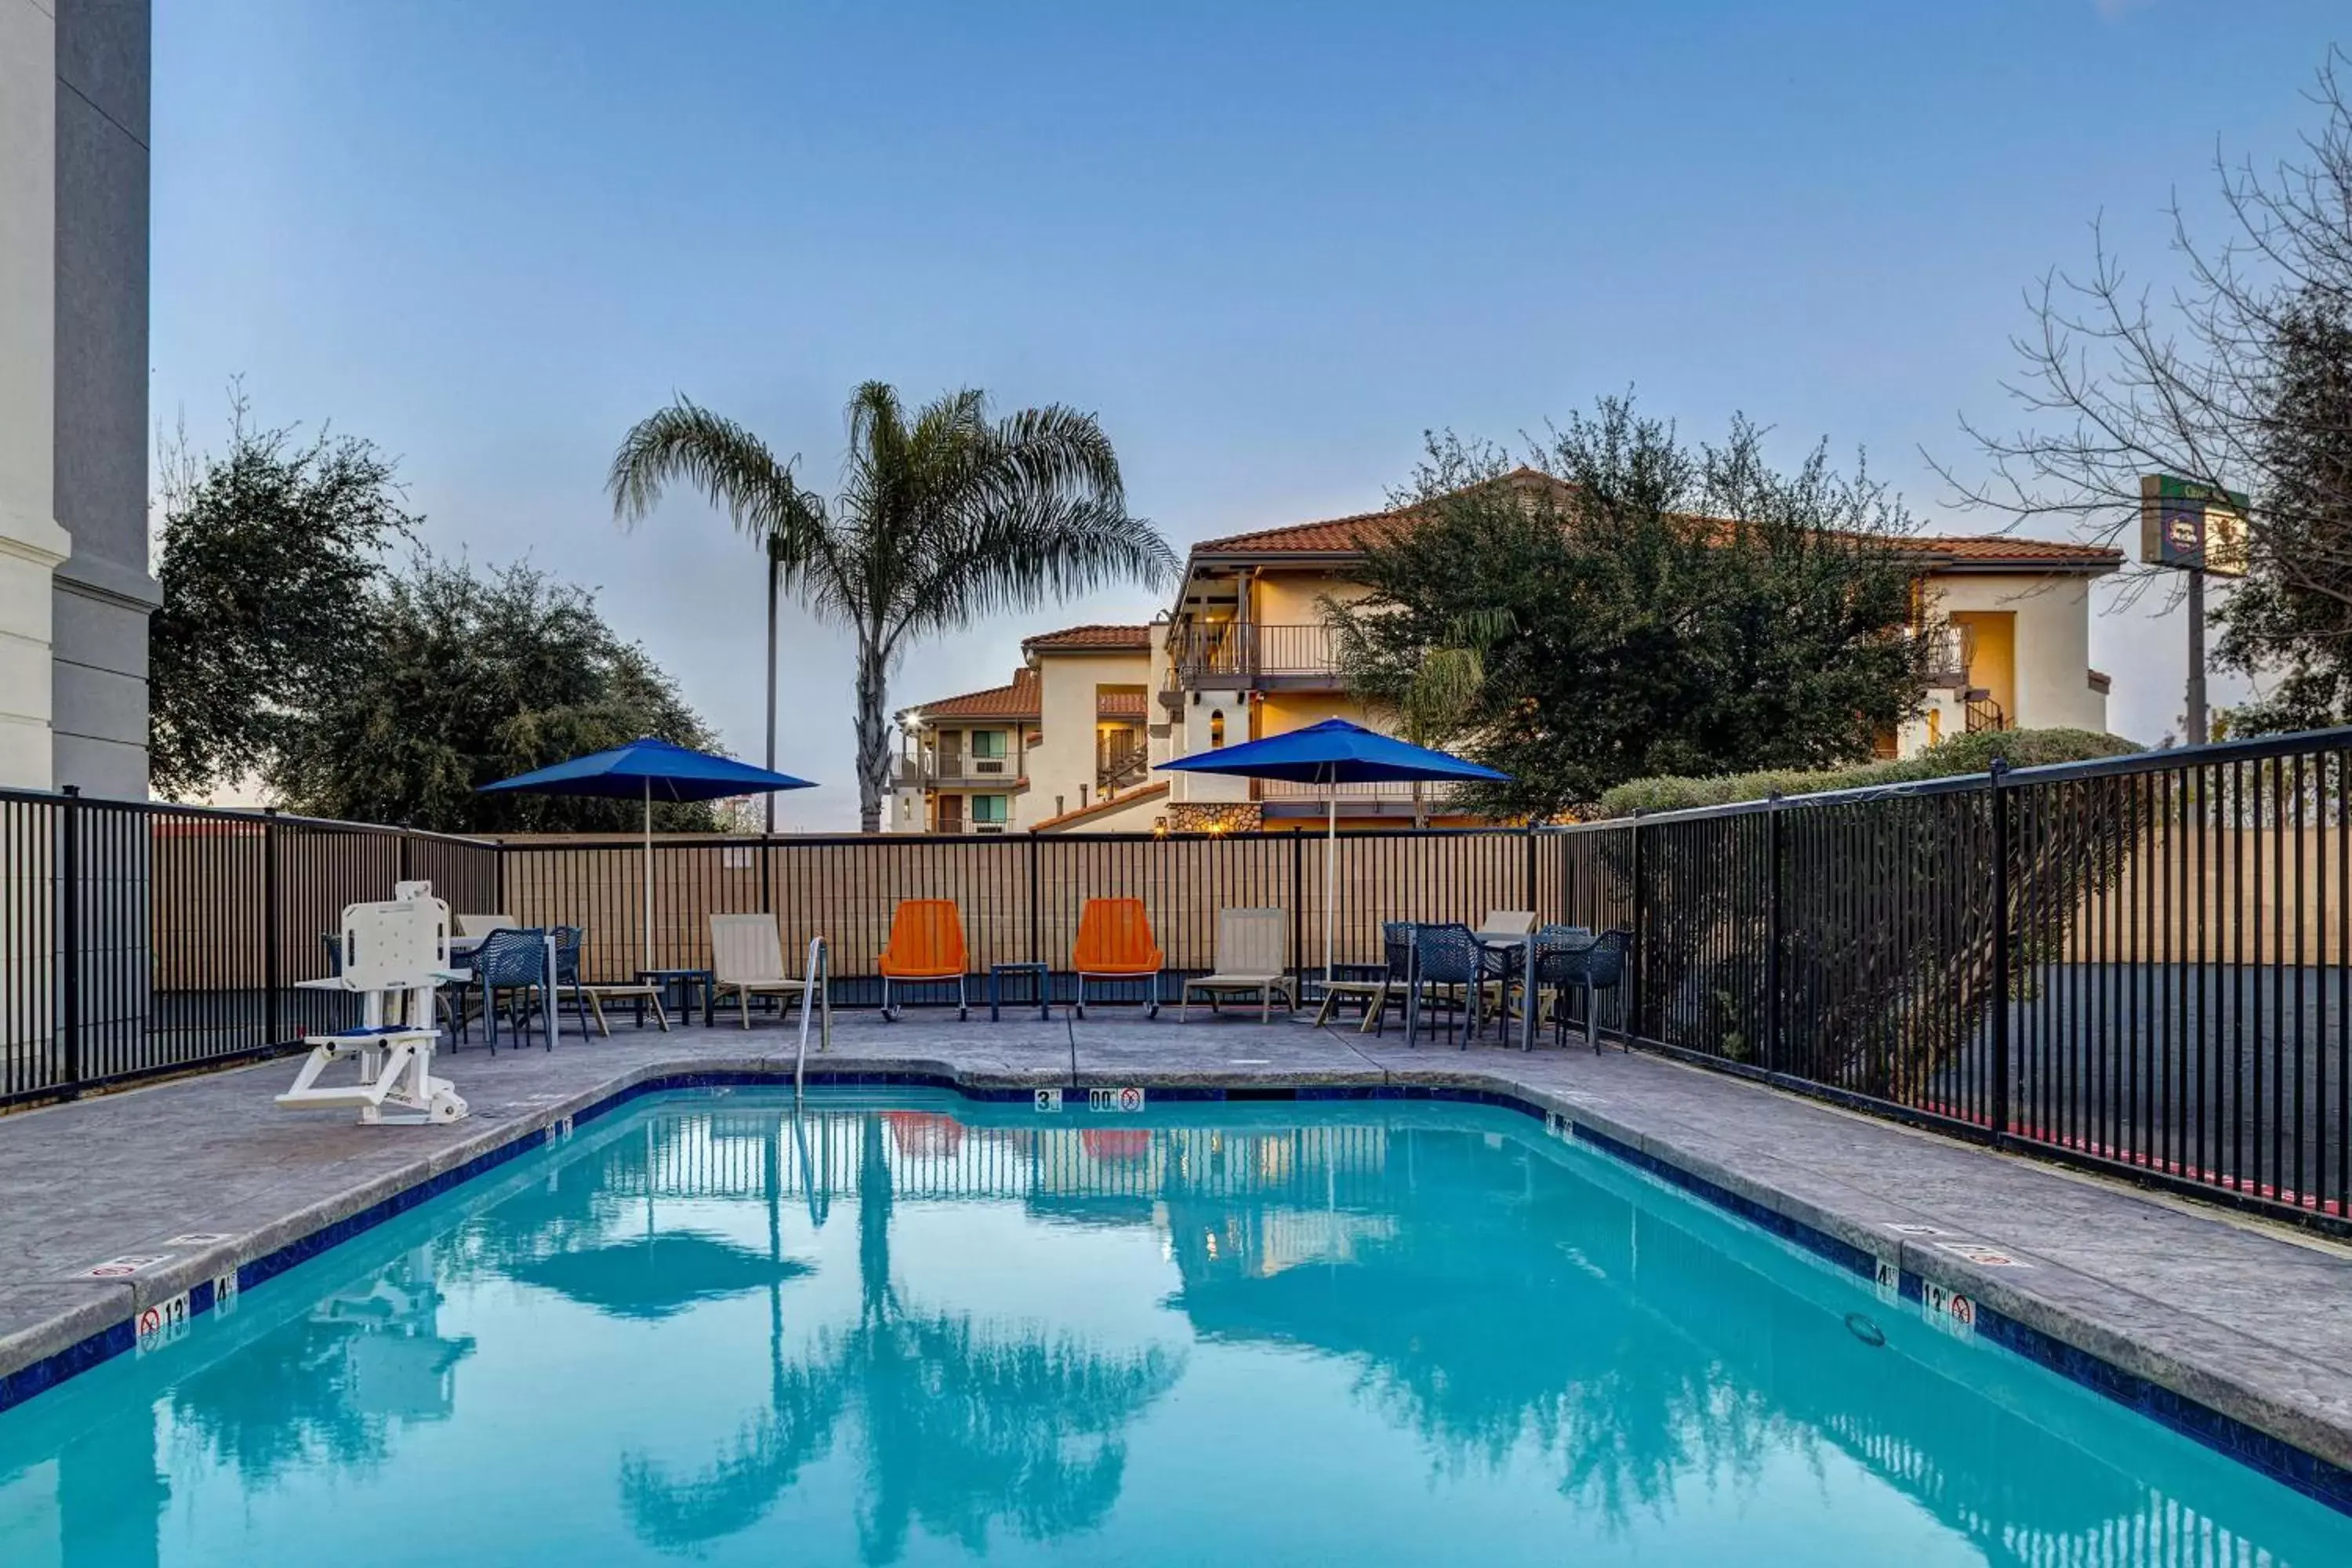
[2,1089,2347,1566]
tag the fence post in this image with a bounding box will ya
[1025,834,1041,964]
[1766,793,1783,1075]
[760,837,772,916]
[263,808,283,1047]
[1989,760,2012,1140]
[1628,811,1645,1042]
[1290,828,1305,993]
[397,828,412,887]
[58,786,82,1094]
[1523,821,1537,916]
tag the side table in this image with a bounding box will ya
[636,967,716,1029]
[988,962,1053,1022]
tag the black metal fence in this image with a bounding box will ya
[1,788,498,1109]
[7,729,2352,1234]
[1559,728,2352,1232]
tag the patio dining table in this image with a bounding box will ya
[1472,928,1598,1051]
[447,929,568,1043]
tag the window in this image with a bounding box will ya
[972,795,1009,824]
[1209,709,1226,748]
[971,730,1007,759]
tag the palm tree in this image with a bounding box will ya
[610,383,1175,832]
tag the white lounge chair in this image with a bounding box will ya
[710,913,831,1045]
[1179,908,1296,1022]
[456,912,515,937]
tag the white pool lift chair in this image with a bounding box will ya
[277,883,469,1126]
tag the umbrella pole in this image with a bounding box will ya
[643,780,654,975]
[1323,785,1338,993]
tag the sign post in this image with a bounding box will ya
[2139,474,2249,745]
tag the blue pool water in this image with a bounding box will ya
[2,1091,2348,1566]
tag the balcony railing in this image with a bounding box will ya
[1097,741,1149,793]
[1919,622,1972,689]
[1167,622,1339,689]
[1255,779,1465,805]
[895,755,1019,789]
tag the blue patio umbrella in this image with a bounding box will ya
[480,737,818,971]
[1157,719,1508,987]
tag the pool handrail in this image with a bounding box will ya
[793,934,829,1104]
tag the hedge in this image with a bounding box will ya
[1593,727,2142,818]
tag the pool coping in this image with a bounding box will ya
[5,1052,2351,1518]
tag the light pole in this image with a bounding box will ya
[764,546,779,835]
[2184,564,2208,746]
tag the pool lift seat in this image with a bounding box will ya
[277,882,470,1126]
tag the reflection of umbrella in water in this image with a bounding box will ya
[512,1231,815,1321]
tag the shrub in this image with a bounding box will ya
[1594,727,2140,818]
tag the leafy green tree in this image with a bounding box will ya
[273,556,722,833]
[1330,608,1510,826]
[609,382,1177,832]
[149,405,416,798]
[1328,399,1927,818]
[2212,293,2352,732]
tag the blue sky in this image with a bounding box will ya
[153,2,2346,826]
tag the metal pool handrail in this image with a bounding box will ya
[794,935,829,1104]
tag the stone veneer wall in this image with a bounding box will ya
[1166,802,1263,834]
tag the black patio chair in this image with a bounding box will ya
[1541,927,1630,1052]
[1406,923,1483,1049]
[474,927,554,1051]
[550,925,596,1042]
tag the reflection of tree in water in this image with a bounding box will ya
[618,1360,844,1551]
[1163,1124,2186,1555]
[838,1312,1179,1564]
[614,1111,1182,1564]
[169,1248,474,1487]
[1161,1127,1806,1530]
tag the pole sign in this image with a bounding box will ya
[2140,474,2249,577]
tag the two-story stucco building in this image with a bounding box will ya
[889,624,1157,833]
[893,477,2123,834]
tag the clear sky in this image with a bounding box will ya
[152,2,2347,826]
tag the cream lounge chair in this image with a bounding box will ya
[1179,908,1296,1023]
[710,913,831,1045]
[456,912,515,937]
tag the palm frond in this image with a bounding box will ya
[889,492,1174,643]
[608,398,821,546]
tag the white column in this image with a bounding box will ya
[0,0,71,790]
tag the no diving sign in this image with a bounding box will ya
[1090,1086,1146,1114]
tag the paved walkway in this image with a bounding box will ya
[5,1011,2352,1480]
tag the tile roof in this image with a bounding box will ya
[1022,623,1152,652]
[900,667,1040,722]
[1192,469,2122,572]
[1913,535,2125,567]
[1096,691,1148,720]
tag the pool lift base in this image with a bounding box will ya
[277,884,470,1127]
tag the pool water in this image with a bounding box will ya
[2,1091,2347,1566]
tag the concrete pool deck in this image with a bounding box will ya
[5,1011,2352,1499]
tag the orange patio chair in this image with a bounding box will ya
[1071,897,1163,1019]
[878,898,969,1021]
